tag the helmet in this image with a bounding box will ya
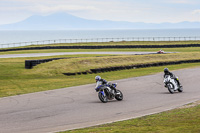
[164,68,169,73]
[95,76,101,81]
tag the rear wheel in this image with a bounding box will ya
[167,83,175,94]
[115,90,123,101]
[98,92,108,103]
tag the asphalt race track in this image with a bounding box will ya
[0,51,174,58]
[0,67,200,133]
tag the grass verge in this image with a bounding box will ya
[0,47,200,55]
[2,40,200,48]
[0,40,200,54]
[61,102,200,133]
[29,52,200,74]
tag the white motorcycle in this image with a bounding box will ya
[163,75,183,94]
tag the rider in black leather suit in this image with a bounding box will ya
[164,68,182,87]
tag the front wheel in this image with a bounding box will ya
[167,83,175,94]
[178,86,183,92]
[98,91,108,103]
[115,90,123,101]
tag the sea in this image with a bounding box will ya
[0,29,200,48]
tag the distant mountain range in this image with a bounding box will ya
[0,13,200,30]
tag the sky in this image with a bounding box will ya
[0,0,200,25]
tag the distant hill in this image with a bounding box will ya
[0,13,200,30]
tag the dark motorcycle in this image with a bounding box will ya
[95,83,123,103]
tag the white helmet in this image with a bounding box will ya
[95,76,101,81]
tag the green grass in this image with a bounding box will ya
[40,40,199,46]
[61,103,200,133]
[2,40,200,48]
[25,52,200,74]
[0,47,200,55]
[0,40,200,54]
[0,53,200,97]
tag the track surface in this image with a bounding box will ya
[0,52,171,58]
[0,67,200,133]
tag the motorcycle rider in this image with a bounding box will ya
[95,76,117,93]
[164,68,182,88]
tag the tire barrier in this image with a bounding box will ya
[63,59,200,76]
[1,44,200,52]
[25,58,66,69]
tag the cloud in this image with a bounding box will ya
[164,0,196,4]
[28,5,98,14]
[0,0,98,12]
[0,0,200,24]
[0,0,120,15]
[192,9,200,14]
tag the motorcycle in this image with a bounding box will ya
[163,75,183,94]
[95,83,123,103]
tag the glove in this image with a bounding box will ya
[95,88,99,92]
